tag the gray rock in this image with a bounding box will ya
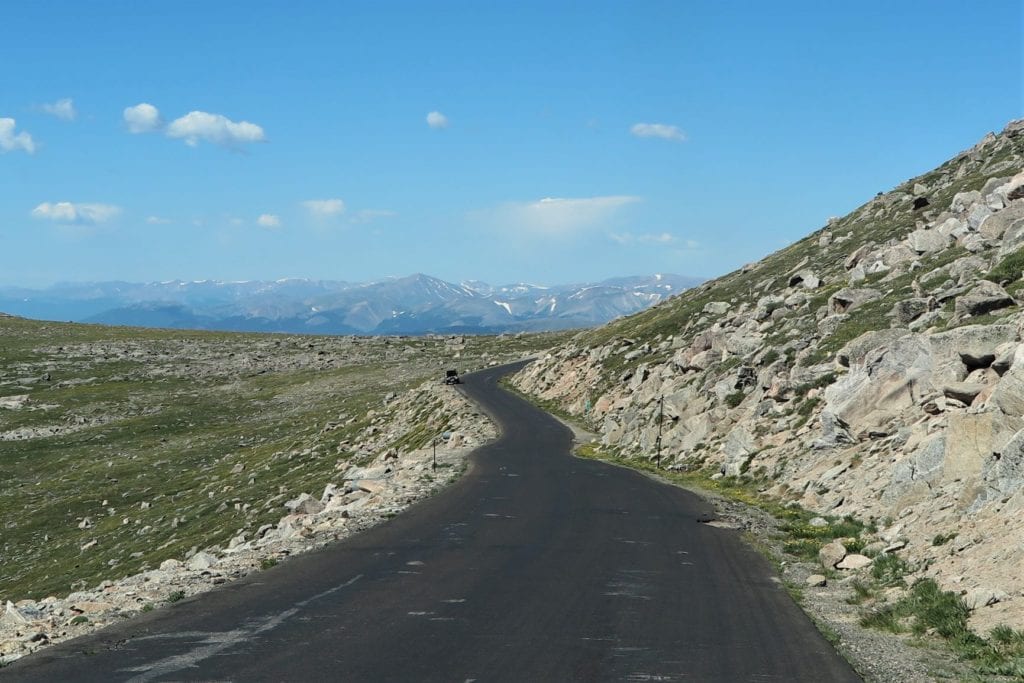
[942,382,987,405]
[980,201,1024,241]
[806,574,828,587]
[159,559,181,571]
[889,298,933,325]
[788,269,821,289]
[963,587,1007,610]
[829,288,881,315]
[844,244,873,270]
[819,540,847,569]
[812,411,855,449]
[285,492,325,515]
[186,551,218,571]
[967,204,994,230]
[837,554,872,570]
[1,601,29,627]
[951,190,982,213]
[906,229,949,254]
[953,281,1014,319]
[836,329,912,368]
[721,426,757,477]
[703,301,731,315]
[999,208,1024,256]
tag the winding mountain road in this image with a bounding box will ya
[5,362,860,682]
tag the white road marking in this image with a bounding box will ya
[121,575,363,682]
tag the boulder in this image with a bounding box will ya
[285,493,325,515]
[836,329,912,367]
[788,269,821,289]
[906,229,949,254]
[967,204,994,230]
[806,574,828,587]
[943,412,1019,486]
[836,554,872,570]
[929,324,1016,383]
[721,426,757,477]
[819,540,847,569]
[980,201,1024,241]
[825,335,933,437]
[829,288,882,315]
[844,244,873,270]
[159,559,182,572]
[963,587,1007,610]
[890,298,933,325]
[703,301,730,315]
[942,382,987,405]
[1,601,28,627]
[980,428,1024,501]
[999,212,1024,256]
[354,479,386,495]
[951,190,982,213]
[812,411,855,449]
[993,171,1024,205]
[186,552,218,571]
[953,281,1014,319]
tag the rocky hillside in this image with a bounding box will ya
[514,120,1024,633]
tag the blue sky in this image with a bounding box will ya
[1,1,1021,287]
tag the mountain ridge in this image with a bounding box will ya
[0,273,704,335]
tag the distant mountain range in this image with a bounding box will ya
[0,273,704,335]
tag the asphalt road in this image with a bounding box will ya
[5,362,861,682]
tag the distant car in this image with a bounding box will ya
[444,369,461,385]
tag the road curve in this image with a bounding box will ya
[4,361,861,682]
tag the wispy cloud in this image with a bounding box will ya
[124,103,162,133]
[31,202,121,225]
[477,195,641,237]
[609,231,697,248]
[0,118,36,154]
[257,213,282,228]
[426,111,449,129]
[41,98,77,121]
[630,122,686,141]
[302,198,345,218]
[167,111,266,148]
[146,215,172,225]
[350,208,397,224]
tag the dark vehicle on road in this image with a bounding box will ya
[444,369,461,385]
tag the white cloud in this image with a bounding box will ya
[257,213,282,228]
[31,202,121,225]
[124,103,162,133]
[630,122,686,141]
[166,111,266,147]
[0,118,36,154]
[480,195,641,237]
[302,198,345,217]
[41,98,77,121]
[426,111,449,129]
[146,215,172,225]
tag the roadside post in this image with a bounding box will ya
[655,396,664,469]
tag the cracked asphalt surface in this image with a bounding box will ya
[4,361,861,681]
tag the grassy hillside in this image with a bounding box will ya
[0,316,564,600]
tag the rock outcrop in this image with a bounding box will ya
[513,120,1024,633]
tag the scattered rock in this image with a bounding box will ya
[836,554,872,570]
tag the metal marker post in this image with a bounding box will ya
[655,396,664,468]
